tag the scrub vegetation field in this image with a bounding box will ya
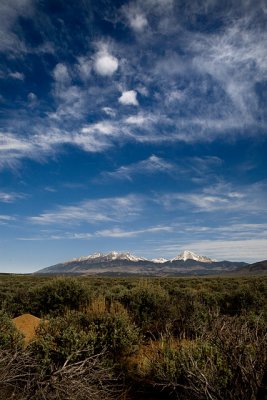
[0,274,266,400]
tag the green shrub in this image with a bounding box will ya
[79,310,140,359]
[120,284,171,337]
[31,313,96,366]
[30,277,91,316]
[32,308,139,366]
[0,310,23,350]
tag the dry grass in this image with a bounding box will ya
[85,296,128,315]
[125,337,196,377]
[12,314,41,345]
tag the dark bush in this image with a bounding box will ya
[30,277,91,316]
[120,284,172,337]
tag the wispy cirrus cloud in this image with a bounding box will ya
[95,225,172,238]
[8,71,24,80]
[29,194,143,225]
[0,191,24,203]
[141,219,267,262]
[0,214,15,224]
[179,239,267,263]
[121,2,149,32]
[101,155,176,181]
[0,0,34,54]
[100,154,222,184]
[189,20,267,119]
[0,125,116,170]
[151,238,267,263]
[159,182,267,214]
[124,112,157,126]
[18,225,173,241]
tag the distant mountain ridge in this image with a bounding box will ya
[68,250,215,264]
[232,260,267,275]
[36,250,248,276]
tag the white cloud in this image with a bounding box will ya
[102,155,176,181]
[94,49,119,76]
[0,133,32,152]
[124,112,160,131]
[190,20,267,117]
[0,0,34,53]
[0,214,15,224]
[9,71,24,80]
[181,239,267,263]
[121,0,174,33]
[0,191,24,203]
[167,89,184,103]
[129,13,148,32]
[118,90,139,105]
[81,121,116,136]
[53,63,70,84]
[29,195,142,225]
[151,237,267,263]
[102,154,222,184]
[76,56,92,80]
[125,114,146,125]
[73,133,112,153]
[72,121,117,152]
[0,119,121,169]
[102,107,116,117]
[121,2,148,32]
[159,182,267,214]
[78,121,120,151]
[96,225,172,238]
[27,92,37,105]
[136,86,149,96]
[18,225,172,241]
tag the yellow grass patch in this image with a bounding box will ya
[12,313,41,345]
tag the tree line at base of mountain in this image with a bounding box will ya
[0,274,266,400]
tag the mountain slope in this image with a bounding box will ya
[233,260,267,275]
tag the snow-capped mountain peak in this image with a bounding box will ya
[151,257,168,264]
[75,252,104,262]
[72,251,148,263]
[106,251,147,262]
[171,250,216,263]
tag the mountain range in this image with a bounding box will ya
[36,250,250,276]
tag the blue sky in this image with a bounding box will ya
[0,0,267,272]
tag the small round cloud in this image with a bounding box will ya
[27,92,37,103]
[118,90,139,106]
[94,52,119,76]
[53,63,70,83]
[129,14,148,31]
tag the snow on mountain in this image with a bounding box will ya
[76,252,103,262]
[69,250,215,264]
[71,251,148,263]
[151,257,168,263]
[171,250,216,263]
[106,251,148,262]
